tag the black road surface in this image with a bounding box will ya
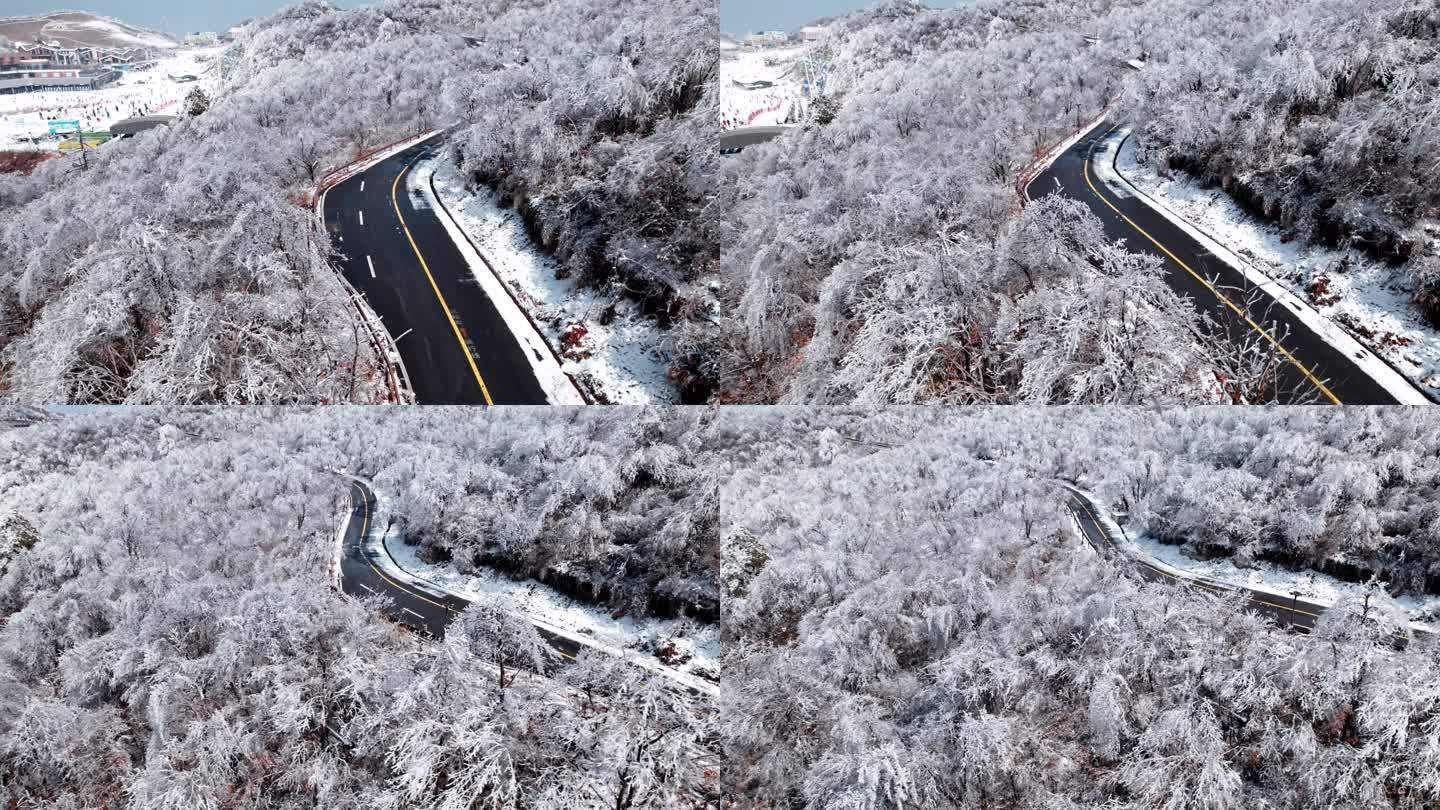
[1029,121,1405,405]
[1065,486,1326,631]
[323,136,548,405]
[339,478,581,661]
[719,125,789,153]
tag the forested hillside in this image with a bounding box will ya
[716,0,1435,404]
[367,408,720,622]
[1074,408,1440,598]
[1123,0,1440,324]
[443,1,719,401]
[717,0,1206,404]
[0,0,714,403]
[721,407,1440,809]
[0,409,716,807]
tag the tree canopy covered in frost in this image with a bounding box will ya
[720,406,1440,809]
[367,407,720,621]
[714,0,1411,404]
[0,408,716,807]
[1071,407,1440,600]
[442,0,719,400]
[1121,0,1440,324]
[0,0,715,403]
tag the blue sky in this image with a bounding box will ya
[4,1,369,36]
[721,0,889,34]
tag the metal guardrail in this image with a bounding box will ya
[310,131,441,404]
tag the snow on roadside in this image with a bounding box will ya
[1113,132,1440,402]
[1070,480,1439,632]
[1130,530,1440,631]
[413,160,584,405]
[382,527,719,682]
[426,157,674,403]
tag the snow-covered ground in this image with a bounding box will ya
[382,533,719,684]
[426,156,674,403]
[719,44,809,129]
[1115,132,1440,401]
[0,46,222,151]
[1068,482,1440,632]
[1131,531,1440,631]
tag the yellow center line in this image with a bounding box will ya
[390,154,494,405]
[1069,494,1320,619]
[350,483,577,660]
[1080,127,1341,405]
[352,482,452,613]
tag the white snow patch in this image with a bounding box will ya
[720,44,810,129]
[1130,531,1440,632]
[413,159,586,405]
[0,46,223,151]
[383,533,719,683]
[1101,129,1435,403]
[427,157,674,403]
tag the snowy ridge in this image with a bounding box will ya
[1097,129,1433,405]
[342,474,717,698]
[0,12,178,50]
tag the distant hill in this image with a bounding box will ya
[0,10,178,51]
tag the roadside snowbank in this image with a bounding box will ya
[426,156,673,403]
[413,159,585,405]
[383,533,719,684]
[1069,480,1438,632]
[341,475,717,695]
[1111,130,1439,402]
[1131,531,1440,631]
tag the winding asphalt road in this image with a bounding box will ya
[1065,486,1329,631]
[1028,121,1403,405]
[719,124,789,154]
[323,137,547,405]
[339,478,580,659]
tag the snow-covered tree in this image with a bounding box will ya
[452,595,554,692]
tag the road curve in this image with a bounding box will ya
[339,479,721,698]
[1064,485,1327,632]
[323,136,548,405]
[1028,120,1403,405]
[339,478,581,659]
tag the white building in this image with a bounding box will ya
[799,25,828,41]
[746,31,788,47]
